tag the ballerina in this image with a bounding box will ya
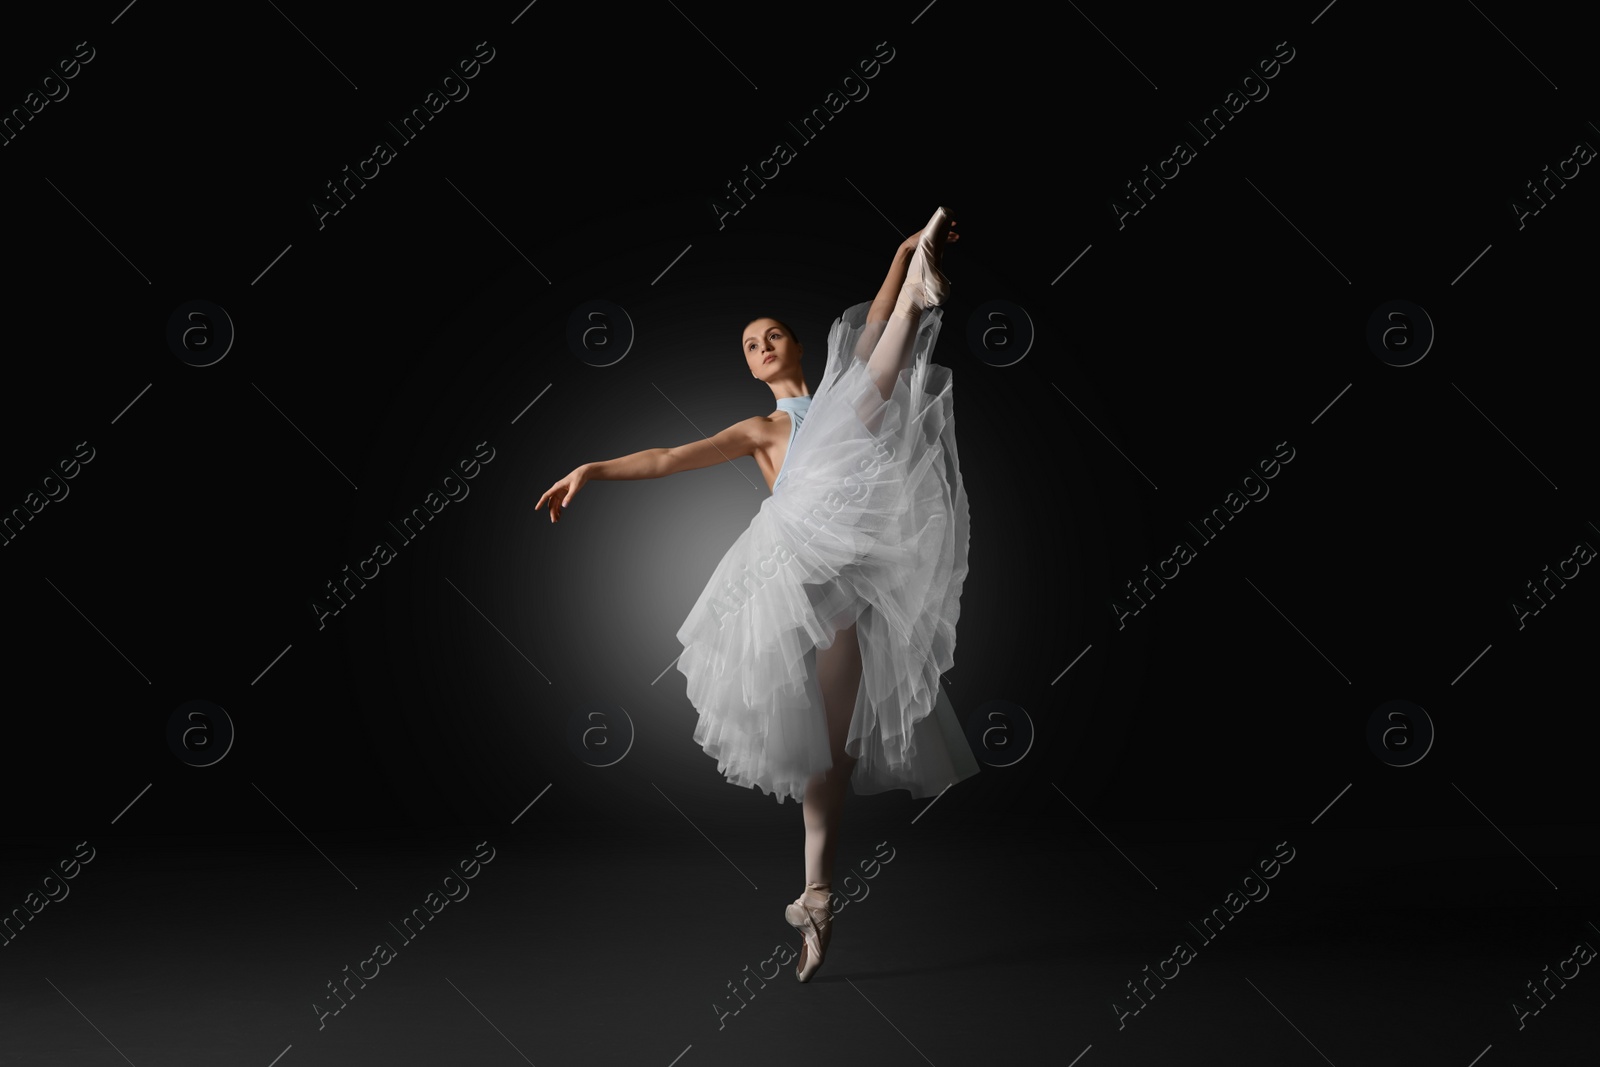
[538,206,979,982]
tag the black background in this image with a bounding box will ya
[2,2,1596,1065]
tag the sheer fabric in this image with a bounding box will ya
[674,301,978,803]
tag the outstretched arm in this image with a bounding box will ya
[537,417,767,522]
[656,416,767,476]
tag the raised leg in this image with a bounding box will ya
[866,212,958,325]
[866,245,916,326]
[802,618,863,891]
[860,208,954,403]
[862,307,923,406]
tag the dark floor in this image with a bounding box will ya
[4,818,1596,1067]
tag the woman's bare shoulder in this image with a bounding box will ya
[719,412,785,452]
[733,411,785,457]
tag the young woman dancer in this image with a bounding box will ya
[538,206,979,982]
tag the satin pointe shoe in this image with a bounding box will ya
[899,205,955,312]
[784,882,834,983]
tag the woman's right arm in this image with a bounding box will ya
[538,417,767,521]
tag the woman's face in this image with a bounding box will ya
[744,318,800,380]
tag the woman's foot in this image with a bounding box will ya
[898,206,955,313]
[784,881,833,982]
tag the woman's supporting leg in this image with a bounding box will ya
[802,618,864,899]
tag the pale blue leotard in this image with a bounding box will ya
[770,395,812,492]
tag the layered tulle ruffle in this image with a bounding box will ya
[674,301,978,803]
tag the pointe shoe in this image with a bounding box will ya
[784,882,833,983]
[900,205,954,312]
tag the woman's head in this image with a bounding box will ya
[743,316,802,381]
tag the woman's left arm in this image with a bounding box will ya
[866,237,918,325]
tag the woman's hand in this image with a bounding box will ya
[537,465,589,523]
[900,219,958,253]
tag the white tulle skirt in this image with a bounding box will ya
[674,300,979,804]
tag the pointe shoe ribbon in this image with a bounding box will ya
[784,882,833,983]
